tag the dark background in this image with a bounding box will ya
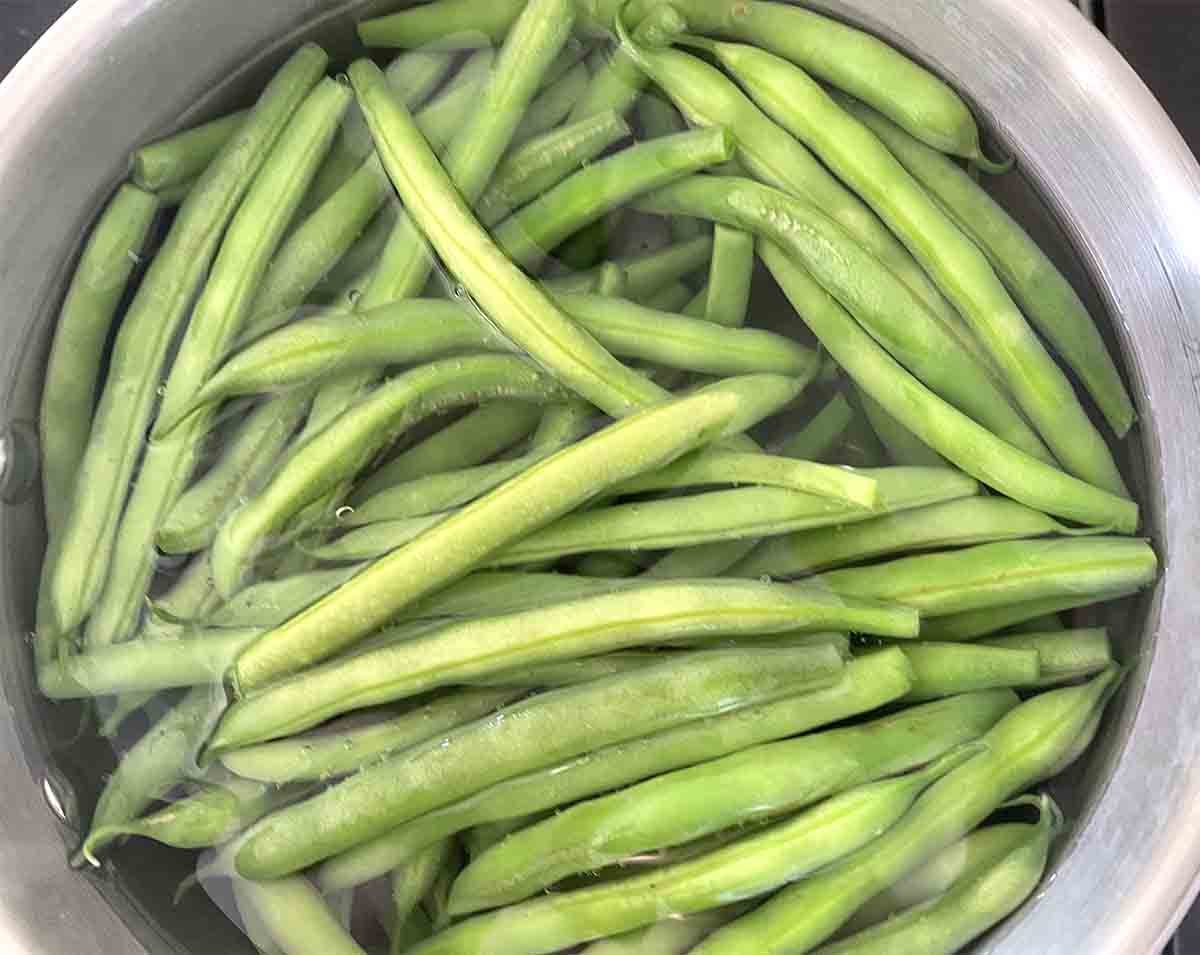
[3,0,1200,952]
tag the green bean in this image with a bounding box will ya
[409,571,649,618]
[132,111,247,191]
[734,496,1110,579]
[892,643,1040,701]
[391,839,455,936]
[205,565,352,629]
[775,394,854,461]
[358,0,524,47]
[40,629,262,700]
[694,40,1124,492]
[305,513,455,562]
[847,99,1134,436]
[86,79,351,648]
[511,61,592,146]
[308,204,400,305]
[701,225,755,327]
[493,129,734,271]
[858,388,944,467]
[232,874,366,955]
[478,111,631,226]
[690,668,1119,954]
[814,795,1059,955]
[158,393,310,555]
[681,281,709,318]
[47,45,328,634]
[636,94,705,243]
[228,377,790,686]
[575,553,643,578]
[233,645,845,879]
[983,628,1113,688]
[555,216,616,271]
[210,355,568,597]
[70,686,219,865]
[815,537,1157,618]
[922,593,1135,642]
[581,907,750,955]
[638,177,1054,467]
[616,25,959,329]
[641,281,694,312]
[752,239,1140,532]
[425,841,466,930]
[1009,613,1066,633]
[97,691,159,739]
[546,235,714,298]
[470,652,665,689]
[352,402,543,504]
[216,580,903,749]
[393,906,435,955]
[449,690,1014,912]
[351,57,672,416]
[317,648,913,892]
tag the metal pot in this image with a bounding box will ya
[1,0,1198,952]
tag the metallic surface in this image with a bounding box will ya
[0,0,1197,953]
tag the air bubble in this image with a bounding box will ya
[347,289,362,305]
[335,505,355,521]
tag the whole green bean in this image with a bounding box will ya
[696,39,1124,492]
[47,45,328,634]
[734,496,1110,578]
[983,628,1113,688]
[775,394,854,461]
[316,648,913,892]
[232,874,365,955]
[478,111,632,226]
[221,689,526,785]
[352,401,543,504]
[690,668,1120,954]
[814,537,1157,618]
[71,687,219,865]
[637,176,1054,466]
[616,23,958,328]
[232,646,846,879]
[449,691,1014,912]
[511,61,592,147]
[922,593,1135,642]
[210,355,568,597]
[847,98,1134,436]
[228,377,792,687]
[858,388,945,467]
[132,111,247,191]
[894,643,1040,701]
[158,393,310,555]
[752,238,1140,532]
[214,582,903,749]
[813,795,1059,955]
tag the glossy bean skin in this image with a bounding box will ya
[228,377,793,689]
[775,394,854,461]
[813,795,1059,955]
[511,61,592,146]
[848,98,1134,437]
[636,175,1053,467]
[815,537,1157,618]
[922,593,1137,642]
[232,874,366,955]
[132,112,246,191]
[231,646,846,879]
[894,643,1041,701]
[47,45,328,635]
[983,628,1113,688]
[213,582,903,750]
[316,649,913,892]
[690,668,1120,954]
[210,354,569,597]
[220,688,523,784]
[450,691,1015,913]
[699,40,1124,493]
[412,748,979,955]
[733,496,1104,578]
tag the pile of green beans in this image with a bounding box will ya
[33,7,1156,955]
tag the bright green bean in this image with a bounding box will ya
[858,388,945,467]
[922,593,1135,642]
[358,0,525,47]
[702,225,755,327]
[775,394,854,461]
[894,643,1041,701]
[753,238,1140,531]
[228,377,791,687]
[847,98,1134,436]
[689,669,1119,954]
[1009,613,1067,633]
[232,874,366,955]
[210,354,568,597]
[205,564,364,629]
[545,235,714,298]
[983,628,1113,688]
[97,690,160,739]
[47,45,328,634]
[575,553,643,578]
[316,649,913,892]
[696,39,1124,491]
[493,129,734,271]
[215,581,903,749]
[815,537,1157,618]
[425,841,466,931]
[478,111,632,226]
[233,646,845,879]
[511,61,592,146]
[305,513,453,562]
[813,795,1059,955]
[450,691,1012,912]
[132,111,247,191]
[734,496,1108,578]
[352,401,543,504]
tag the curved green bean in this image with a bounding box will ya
[775,394,854,461]
[734,496,1110,578]
[895,643,1040,701]
[983,628,1113,688]
[316,648,913,892]
[47,45,328,635]
[449,691,1013,912]
[232,646,845,879]
[815,537,1157,618]
[210,354,568,597]
[132,111,246,191]
[227,377,791,687]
